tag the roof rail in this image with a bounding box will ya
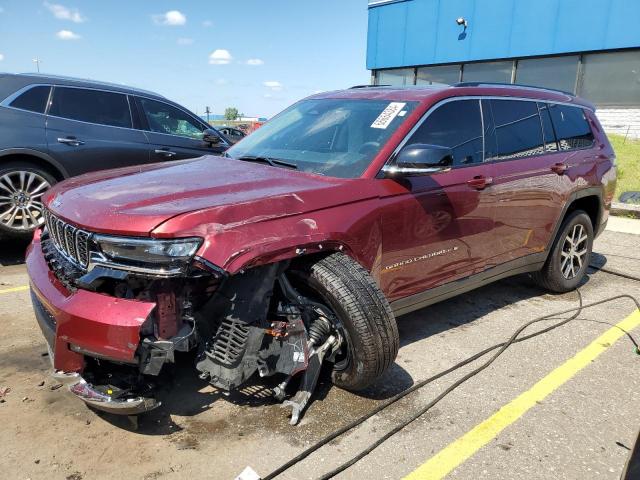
[453,82,574,97]
[18,73,165,98]
[349,84,390,89]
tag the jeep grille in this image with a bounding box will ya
[43,209,91,268]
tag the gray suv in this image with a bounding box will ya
[0,73,229,238]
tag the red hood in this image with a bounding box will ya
[44,156,376,236]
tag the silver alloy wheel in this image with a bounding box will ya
[0,170,51,231]
[560,223,589,280]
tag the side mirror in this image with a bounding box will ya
[203,128,222,145]
[382,144,453,177]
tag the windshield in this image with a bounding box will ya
[226,98,418,178]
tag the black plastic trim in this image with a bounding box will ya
[390,252,547,317]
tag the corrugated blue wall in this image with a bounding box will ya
[367,0,640,69]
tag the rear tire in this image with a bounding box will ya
[532,210,594,293]
[290,253,399,391]
[0,162,56,239]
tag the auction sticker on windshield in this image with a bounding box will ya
[371,102,406,129]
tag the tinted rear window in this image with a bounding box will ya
[485,99,544,161]
[49,87,132,128]
[10,86,51,113]
[548,104,594,150]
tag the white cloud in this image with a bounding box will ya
[44,2,85,23]
[263,81,283,91]
[246,58,264,66]
[153,10,186,26]
[56,29,81,40]
[209,49,232,65]
[215,78,228,85]
[177,37,194,46]
[0,54,4,61]
[202,20,213,28]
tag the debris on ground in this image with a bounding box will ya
[0,386,10,402]
[50,383,63,391]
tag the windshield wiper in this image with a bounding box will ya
[235,155,298,169]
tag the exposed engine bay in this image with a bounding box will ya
[41,231,344,424]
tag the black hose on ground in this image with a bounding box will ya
[262,289,640,480]
[588,263,640,283]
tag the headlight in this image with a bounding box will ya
[94,236,202,270]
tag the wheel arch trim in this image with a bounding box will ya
[0,148,69,179]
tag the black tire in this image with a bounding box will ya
[290,252,399,391]
[532,210,594,293]
[0,161,56,239]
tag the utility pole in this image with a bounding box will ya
[205,106,211,124]
[32,57,42,73]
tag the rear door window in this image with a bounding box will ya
[548,104,594,150]
[404,99,483,167]
[49,87,132,128]
[485,99,544,161]
[537,103,559,152]
[9,85,51,113]
[138,97,204,139]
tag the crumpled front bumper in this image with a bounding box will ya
[26,233,157,373]
[69,379,160,415]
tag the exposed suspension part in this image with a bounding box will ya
[308,313,332,346]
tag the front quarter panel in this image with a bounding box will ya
[153,197,385,282]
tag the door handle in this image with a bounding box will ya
[467,175,493,190]
[57,137,85,146]
[154,149,177,158]
[550,162,568,175]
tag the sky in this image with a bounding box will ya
[0,1,371,118]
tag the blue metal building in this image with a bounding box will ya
[367,0,640,109]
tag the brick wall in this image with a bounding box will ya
[596,108,640,139]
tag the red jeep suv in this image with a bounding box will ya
[27,83,616,423]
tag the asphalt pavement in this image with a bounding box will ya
[1,220,639,480]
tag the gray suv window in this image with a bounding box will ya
[139,97,204,139]
[49,87,132,128]
[9,85,51,113]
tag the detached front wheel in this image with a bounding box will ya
[290,253,399,391]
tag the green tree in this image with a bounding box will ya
[224,107,239,121]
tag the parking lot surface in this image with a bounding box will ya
[1,223,640,480]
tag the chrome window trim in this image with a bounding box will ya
[2,83,221,144]
[0,83,52,111]
[379,95,596,175]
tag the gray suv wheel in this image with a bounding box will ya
[0,163,54,237]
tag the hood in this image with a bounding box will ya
[44,156,376,236]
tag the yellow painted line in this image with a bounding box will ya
[0,285,29,295]
[404,308,640,480]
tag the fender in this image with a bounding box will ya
[153,198,385,282]
[545,185,606,257]
[0,147,69,178]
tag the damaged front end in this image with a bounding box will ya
[31,210,342,423]
[195,263,343,424]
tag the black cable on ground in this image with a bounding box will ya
[588,263,640,283]
[317,293,640,480]
[262,292,640,480]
